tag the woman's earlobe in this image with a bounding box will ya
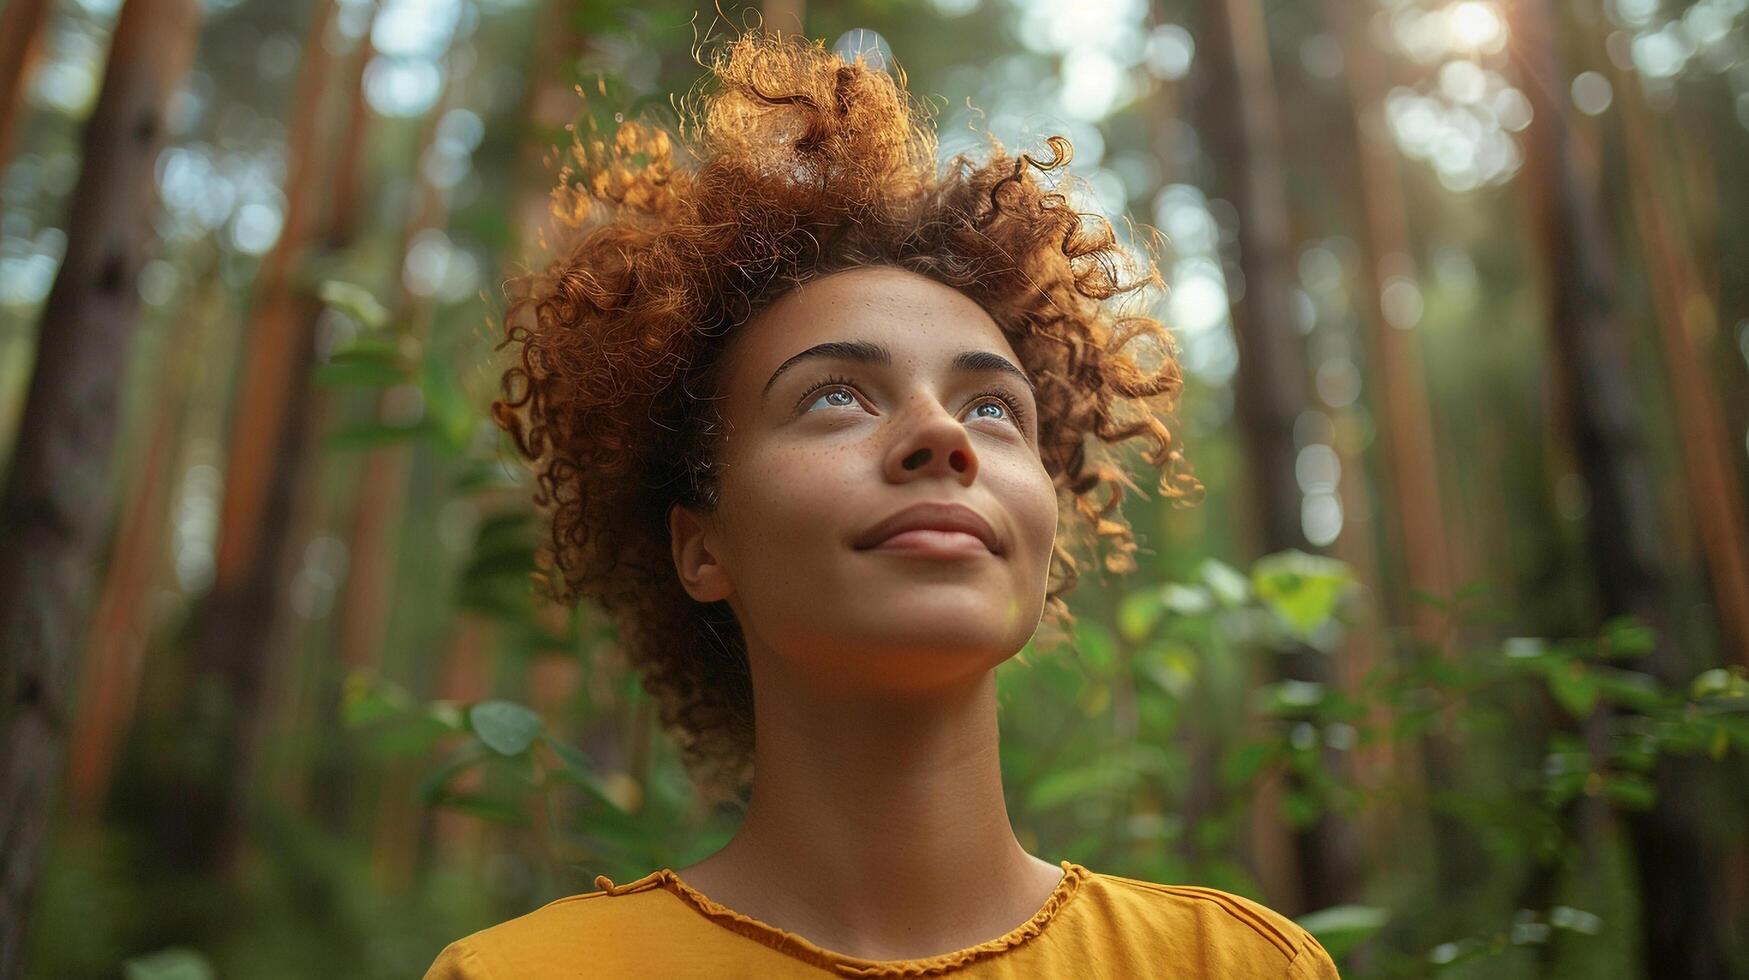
[669,503,733,602]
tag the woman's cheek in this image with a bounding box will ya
[739,443,857,564]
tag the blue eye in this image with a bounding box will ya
[808,388,857,411]
[800,375,864,414]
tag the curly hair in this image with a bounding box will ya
[492,30,1202,806]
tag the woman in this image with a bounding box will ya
[427,29,1341,979]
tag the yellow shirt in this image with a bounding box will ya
[424,860,1343,978]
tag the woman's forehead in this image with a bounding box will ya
[723,266,1014,386]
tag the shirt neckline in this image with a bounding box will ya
[593,858,1090,977]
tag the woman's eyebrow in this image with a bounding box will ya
[760,340,1037,402]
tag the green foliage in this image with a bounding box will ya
[1249,550,1356,643]
[469,700,544,756]
[1295,905,1389,960]
[17,1,1749,977]
[122,948,214,980]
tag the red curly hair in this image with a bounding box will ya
[492,30,1201,805]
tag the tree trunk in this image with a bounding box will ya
[1319,0,1454,642]
[1512,2,1730,976]
[0,0,200,973]
[1316,0,1498,904]
[64,252,218,820]
[337,50,455,875]
[282,0,382,829]
[1194,0,1361,914]
[0,0,53,177]
[165,0,339,877]
[1612,66,1749,663]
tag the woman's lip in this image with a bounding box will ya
[863,529,993,557]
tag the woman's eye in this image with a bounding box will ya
[968,400,1009,423]
[804,386,861,413]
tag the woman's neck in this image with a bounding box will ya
[671,654,1063,961]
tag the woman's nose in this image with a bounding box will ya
[883,402,979,485]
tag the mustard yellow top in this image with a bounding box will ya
[424,859,1342,978]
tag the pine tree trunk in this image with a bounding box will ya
[165,0,339,877]
[0,0,200,973]
[63,254,217,820]
[0,0,54,177]
[1612,66,1749,663]
[1513,1,1731,976]
[1194,0,1361,914]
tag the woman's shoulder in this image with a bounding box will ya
[1080,870,1342,979]
[422,873,682,980]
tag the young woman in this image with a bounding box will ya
[427,30,1341,979]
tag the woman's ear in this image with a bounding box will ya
[669,503,733,602]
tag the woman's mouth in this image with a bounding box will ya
[863,528,993,558]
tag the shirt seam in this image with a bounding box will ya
[642,860,1090,977]
[1091,875,1299,961]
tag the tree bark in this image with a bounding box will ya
[1319,0,1455,643]
[63,251,217,821]
[165,0,339,876]
[0,0,200,973]
[1194,0,1361,914]
[0,0,53,176]
[1612,65,1749,664]
[1512,2,1730,976]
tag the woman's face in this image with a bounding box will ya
[669,265,1059,698]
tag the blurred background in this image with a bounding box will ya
[1,0,1747,977]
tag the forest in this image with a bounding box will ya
[1,0,1746,977]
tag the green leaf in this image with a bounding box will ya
[1199,557,1251,606]
[1117,589,1164,643]
[1221,741,1274,788]
[313,347,407,387]
[1601,615,1657,658]
[1282,787,1321,828]
[1137,642,1196,698]
[1502,637,1550,662]
[365,714,457,757]
[318,279,390,328]
[1547,663,1600,719]
[1251,551,1355,638]
[1588,666,1666,713]
[1547,905,1603,935]
[1296,905,1389,959]
[1161,583,1214,616]
[469,700,545,756]
[1258,679,1327,716]
[325,420,426,452]
[421,353,476,455]
[1601,772,1656,810]
[1690,667,1749,700]
[343,673,413,727]
[123,948,216,980]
